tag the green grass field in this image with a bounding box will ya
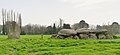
[0,35,120,55]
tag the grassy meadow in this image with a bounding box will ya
[0,35,120,55]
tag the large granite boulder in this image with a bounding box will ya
[58,29,77,39]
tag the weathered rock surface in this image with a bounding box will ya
[51,28,113,39]
[58,29,77,36]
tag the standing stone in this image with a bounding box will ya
[88,34,97,39]
[2,9,21,39]
[98,34,106,39]
[79,34,89,39]
[105,34,113,39]
[8,21,20,39]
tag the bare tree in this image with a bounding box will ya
[58,18,64,28]
[2,9,6,35]
[111,22,120,35]
[72,20,89,30]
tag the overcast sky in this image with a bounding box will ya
[0,0,120,26]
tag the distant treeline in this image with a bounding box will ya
[0,19,120,35]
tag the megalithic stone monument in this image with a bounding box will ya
[2,9,22,39]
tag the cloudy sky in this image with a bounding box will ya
[0,0,120,26]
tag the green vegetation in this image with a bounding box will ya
[0,35,120,55]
